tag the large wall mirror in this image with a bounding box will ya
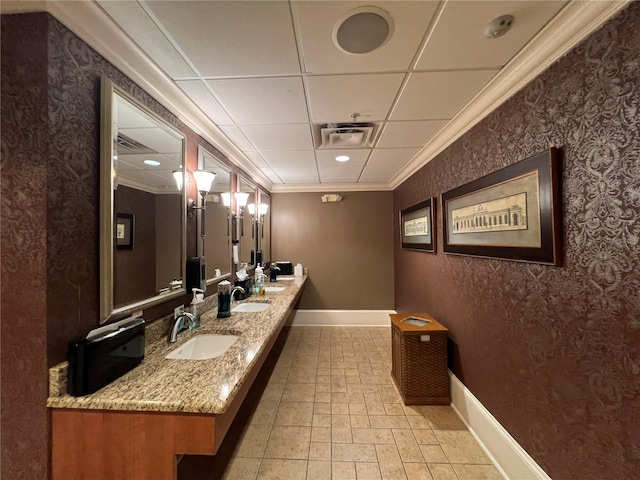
[100,77,186,324]
[238,176,256,268]
[198,145,232,283]
[257,189,271,267]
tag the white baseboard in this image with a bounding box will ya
[449,372,551,480]
[289,309,396,326]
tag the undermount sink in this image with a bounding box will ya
[232,302,270,313]
[264,286,286,292]
[166,334,239,360]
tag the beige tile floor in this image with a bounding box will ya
[179,326,503,480]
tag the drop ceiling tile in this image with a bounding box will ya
[118,127,182,155]
[97,0,196,78]
[117,153,181,170]
[261,150,316,168]
[241,125,313,151]
[416,0,567,70]
[307,73,405,123]
[294,1,439,73]
[367,147,420,170]
[318,165,363,183]
[143,1,300,76]
[315,149,370,167]
[259,167,283,184]
[175,80,234,126]
[358,168,396,183]
[391,70,498,121]
[242,150,270,168]
[377,120,448,148]
[274,167,320,183]
[218,126,254,151]
[207,77,309,125]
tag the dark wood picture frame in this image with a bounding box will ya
[400,197,436,252]
[442,148,562,265]
[116,213,134,250]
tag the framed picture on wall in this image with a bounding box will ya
[442,148,561,265]
[116,213,134,250]
[400,198,436,252]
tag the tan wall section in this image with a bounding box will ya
[272,191,394,310]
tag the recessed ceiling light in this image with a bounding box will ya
[334,7,393,55]
[144,159,161,166]
[335,155,351,162]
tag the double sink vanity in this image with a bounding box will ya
[48,277,306,480]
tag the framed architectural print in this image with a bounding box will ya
[116,213,134,250]
[442,148,561,265]
[400,197,436,252]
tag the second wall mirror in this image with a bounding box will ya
[198,145,232,283]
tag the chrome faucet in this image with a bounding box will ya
[168,312,195,343]
[230,286,245,308]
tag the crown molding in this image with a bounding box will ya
[271,182,392,193]
[40,0,273,191]
[390,0,631,190]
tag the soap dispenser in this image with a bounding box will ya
[254,264,265,296]
[269,262,280,282]
[190,288,204,328]
[217,280,232,318]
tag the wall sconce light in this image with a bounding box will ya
[247,203,269,238]
[188,170,216,255]
[221,192,251,237]
[234,192,250,237]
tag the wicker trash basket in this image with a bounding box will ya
[390,313,450,405]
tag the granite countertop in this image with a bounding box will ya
[47,276,306,415]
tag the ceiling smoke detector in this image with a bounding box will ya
[334,7,393,54]
[485,15,514,39]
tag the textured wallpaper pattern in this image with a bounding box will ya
[1,13,200,479]
[394,4,639,479]
[1,14,50,480]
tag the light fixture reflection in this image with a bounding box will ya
[172,170,183,190]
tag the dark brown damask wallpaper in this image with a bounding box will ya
[394,4,640,479]
[0,13,202,480]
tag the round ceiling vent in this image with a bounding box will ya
[334,7,393,54]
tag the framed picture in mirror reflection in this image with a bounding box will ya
[116,213,134,250]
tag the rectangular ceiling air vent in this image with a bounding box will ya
[116,133,155,154]
[317,123,377,149]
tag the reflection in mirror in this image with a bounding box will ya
[238,176,256,267]
[198,146,232,283]
[100,77,186,323]
[258,190,271,267]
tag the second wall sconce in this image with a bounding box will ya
[188,170,216,254]
[221,191,250,237]
[247,203,269,238]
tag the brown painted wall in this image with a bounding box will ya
[272,191,394,310]
[155,193,182,289]
[114,185,156,305]
[393,4,640,479]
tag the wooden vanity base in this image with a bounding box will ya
[51,300,303,480]
[51,409,215,480]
